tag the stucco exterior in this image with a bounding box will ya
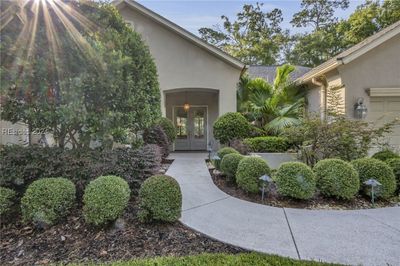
[115,0,244,150]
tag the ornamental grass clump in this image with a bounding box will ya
[21,178,76,226]
[314,159,360,200]
[351,158,396,199]
[138,175,182,223]
[275,162,316,200]
[0,187,16,216]
[214,147,239,170]
[83,175,130,226]
[236,157,271,193]
[220,153,245,180]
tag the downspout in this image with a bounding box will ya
[311,76,328,120]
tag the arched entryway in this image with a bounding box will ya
[164,88,219,151]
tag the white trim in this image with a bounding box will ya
[367,88,400,97]
[172,105,209,151]
[112,0,245,70]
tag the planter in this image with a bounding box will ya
[251,152,299,169]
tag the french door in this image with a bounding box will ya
[174,106,207,150]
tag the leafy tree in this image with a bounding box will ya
[0,2,160,148]
[291,0,350,30]
[199,2,287,65]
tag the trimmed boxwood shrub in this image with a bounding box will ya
[351,158,396,199]
[83,175,131,226]
[275,162,316,200]
[138,175,182,222]
[157,117,176,144]
[21,178,76,226]
[372,149,399,162]
[143,125,170,158]
[386,158,400,188]
[0,187,16,216]
[220,153,245,180]
[313,159,359,200]
[236,157,271,193]
[213,112,250,144]
[243,136,289,153]
[214,147,239,170]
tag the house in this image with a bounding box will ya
[113,0,245,151]
[297,20,400,150]
[247,65,311,83]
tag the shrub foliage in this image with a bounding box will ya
[83,175,131,226]
[236,156,271,193]
[143,125,170,158]
[138,175,182,222]
[214,147,239,170]
[0,187,16,216]
[372,150,400,162]
[157,117,177,144]
[21,178,76,226]
[213,112,250,144]
[275,162,316,200]
[313,159,359,200]
[386,158,400,189]
[351,158,396,199]
[220,153,245,179]
[244,136,289,153]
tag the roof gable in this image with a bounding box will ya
[298,20,400,83]
[112,0,245,70]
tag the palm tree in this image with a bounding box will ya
[239,65,305,134]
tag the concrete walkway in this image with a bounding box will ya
[166,153,400,266]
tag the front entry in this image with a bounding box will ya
[174,106,207,150]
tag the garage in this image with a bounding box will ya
[368,95,400,149]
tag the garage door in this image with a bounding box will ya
[369,97,400,149]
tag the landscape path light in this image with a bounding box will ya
[363,179,381,207]
[259,174,273,202]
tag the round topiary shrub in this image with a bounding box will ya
[138,175,182,223]
[213,112,250,144]
[275,162,316,200]
[83,175,130,226]
[143,125,170,158]
[157,117,176,144]
[0,187,16,216]
[220,153,245,180]
[313,159,359,200]
[372,149,399,162]
[386,158,400,188]
[351,158,396,199]
[214,147,239,170]
[236,156,271,193]
[21,178,76,226]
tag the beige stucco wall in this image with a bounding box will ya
[338,34,400,118]
[117,3,242,118]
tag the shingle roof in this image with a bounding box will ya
[247,65,311,83]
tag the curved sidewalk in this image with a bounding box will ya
[166,153,400,266]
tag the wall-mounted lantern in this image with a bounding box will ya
[354,97,367,119]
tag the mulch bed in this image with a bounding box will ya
[207,161,400,210]
[0,160,244,265]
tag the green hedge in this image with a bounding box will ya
[372,150,399,162]
[0,187,16,216]
[275,162,316,200]
[351,158,396,199]
[21,178,76,226]
[213,112,250,144]
[138,175,182,223]
[386,158,400,189]
[243,136,289,153]
[220,153,245,180]
[214,147,239,170]
[313,159,359,200]
[83,175,131,226]
[236,157,271,193]
[157,117,176,144]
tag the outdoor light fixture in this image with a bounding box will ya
[207,145,213,160]
[363,179,381,207]
[183,103,190,111]
[354,97,368,119]
[259,174,273,202]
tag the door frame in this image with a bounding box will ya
[172,105,209,150]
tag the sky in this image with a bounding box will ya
[135,0,365,35]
